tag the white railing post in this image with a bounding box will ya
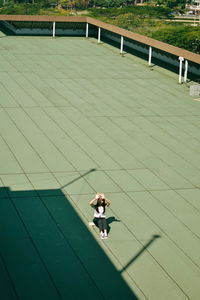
[53,21,56,38]
[98,27,101,43]
[178,56,184,84]
[86,23,89,38]
[184,60,188,83]
[148,46,152,66]
[120,36,124,54]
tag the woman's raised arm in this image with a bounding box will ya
[89,197,96,206]
[104,197,111,207]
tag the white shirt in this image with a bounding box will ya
[94,205,106,218]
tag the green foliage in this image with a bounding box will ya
[88,7,173,35]
[156,0,187,9]
[0,2,63,14]
[89,0,123,8]
[151,25,200,53]
[0,3,37,14]
[88,6,172,17]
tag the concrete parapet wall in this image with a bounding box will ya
[101,30,200,77]
[0,15,199,79]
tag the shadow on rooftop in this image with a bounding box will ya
[120,234,161,274]
[0,185,138,300]
[60,168,96,189]
[107,216,121,234]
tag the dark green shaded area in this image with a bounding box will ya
[0,187,137,300]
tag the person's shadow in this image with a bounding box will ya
[107,216,120,234]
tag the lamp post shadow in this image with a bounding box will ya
[60,168,96,189]
[120,234,161,274]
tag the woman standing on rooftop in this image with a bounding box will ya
[89,193,111,240]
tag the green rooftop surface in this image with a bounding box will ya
[0,35,200,300]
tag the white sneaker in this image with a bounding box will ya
[100,232,104,239]
[104,233,108,239]
[89,222,95,227]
